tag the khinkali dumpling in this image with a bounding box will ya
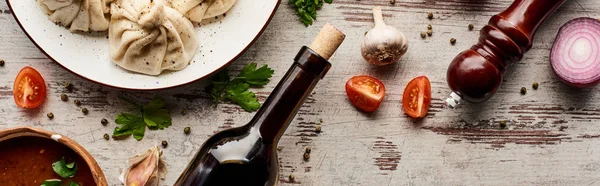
[37,0,113,32]
[171,0,237,22]
[109,0,198,75]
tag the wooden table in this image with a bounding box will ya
[1,0,600,185]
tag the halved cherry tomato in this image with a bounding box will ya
[13,66,46,109]
[345,75,386,112]
[402,76,431,118]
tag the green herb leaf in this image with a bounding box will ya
[224,82,261,112]
[207,63,273,112]
[208,69,231,102]
[143,98,165,110]
[113,97,172,141]
[41,179,62,186]
[52,157,77,178]
[143,108,171,129]
[114,113,143,137]
[290,0,332,26]
[66,162,75,169]
[70,182,80,186]
[237,63,274,86]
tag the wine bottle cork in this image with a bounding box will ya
[309,23,346,60]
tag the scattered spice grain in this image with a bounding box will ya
[60,94,68,101]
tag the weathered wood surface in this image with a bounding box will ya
[2,0,600,185]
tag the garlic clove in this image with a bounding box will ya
[121,146,167,186]
[361,6,409,66]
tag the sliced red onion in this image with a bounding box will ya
[551,17,600,88]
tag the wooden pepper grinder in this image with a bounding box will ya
[444,0,567,107]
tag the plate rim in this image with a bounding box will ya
[6,0,282,91]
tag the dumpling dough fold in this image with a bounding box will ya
[171,0,237,22]
[37,0,113,32]
[109,0,198,75]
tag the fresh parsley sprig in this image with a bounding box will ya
[52,157,77,178]
[42,157,80,186]
[113,96,172,141]
[290,0,333,26]
[208,63,274,112]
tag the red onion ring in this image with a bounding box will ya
[551,17,600,88]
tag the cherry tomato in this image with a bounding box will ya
[345,75,386,112]
[13,66,46,109]
[402,76,431,118]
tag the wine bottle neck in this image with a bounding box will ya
[250,46,331,144]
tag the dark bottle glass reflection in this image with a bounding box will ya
[175,46,331,186]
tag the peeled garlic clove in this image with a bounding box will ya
[120,146,167,186]
[361,6,408,66]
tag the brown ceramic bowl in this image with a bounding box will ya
[0,126,107,185]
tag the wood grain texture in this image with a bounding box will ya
[1,0,600,185]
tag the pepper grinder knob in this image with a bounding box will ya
[445,0,567,106]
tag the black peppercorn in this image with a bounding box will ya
[450,38,457,45]
[520,87,527,95]
[74,99,81,106]
[427,30,433,37]
[101,118,108,125]
[64,82,73,91]
[315,125,322,133]
[0,59,4,67]
[420,32,426,39]
[305,147,311,153]
[60,94,68,101]
[103,134,110,140]
[499,120,507,129]
[47,112,54,119]
[427,24,432,30]
[289,174,295,182]
[184,127,191,135]
[532,82,539,90]
[181,108,188,115]
[559,126,568,131]
[303,152,310,161]
[468,24,474,31]
[389,0,395,5]
[162,140,168,147]
[81,107,88,114]
[427,12,433,19]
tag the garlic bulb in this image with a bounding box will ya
[120,146,167,186]
[361,6,408,66]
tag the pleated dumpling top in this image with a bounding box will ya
[171,0,237,22]
[38,0,113,32]
[109,0,198,75]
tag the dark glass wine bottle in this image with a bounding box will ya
[174,23,345,186]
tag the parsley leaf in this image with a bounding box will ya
[41,179,62,186]
[142,98,172,130]
[70,182,80,186]
[224,82,261,111]
[52,157,77,178]
[290,0,333,26]
[113,97,172,141]
[237,63,275,86]
[207,63,274,112]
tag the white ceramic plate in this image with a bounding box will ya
[7,0,280,90]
